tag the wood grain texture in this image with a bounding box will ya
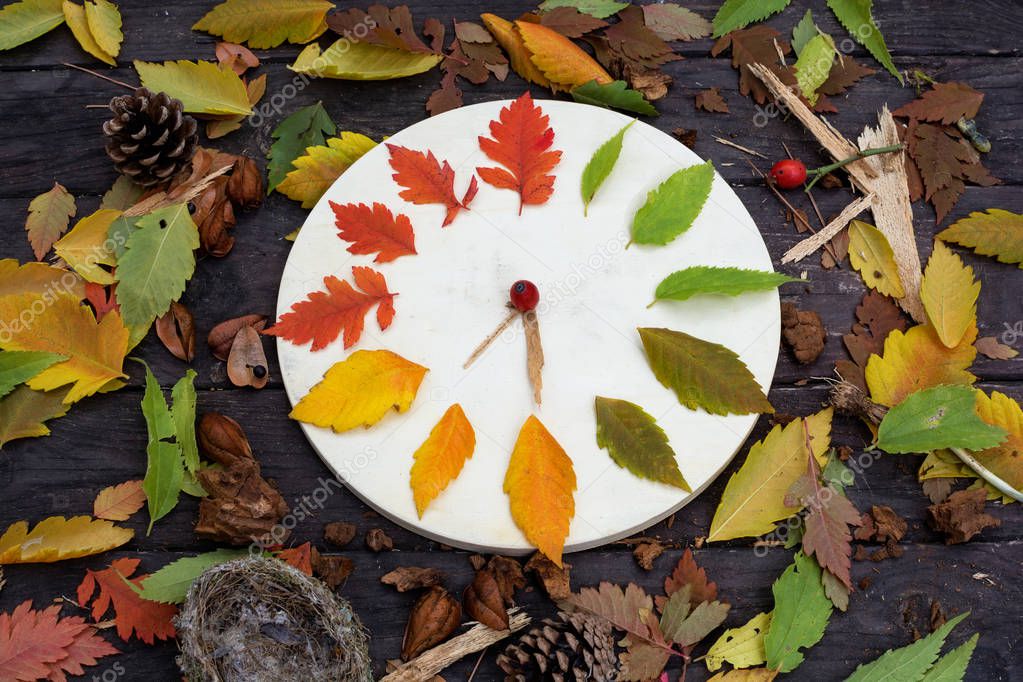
[0,1,1021,680]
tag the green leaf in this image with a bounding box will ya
[539,0,629,19]
[876,385,1007,454]
[192,0,332,49]
[659,589,730,647]
[652,266,796,305]
[143,440,184,535]
[594,396,690,490]
[705,611,771,672]
[570,80,659,116]
[171,369,198,474]
[114,203,199,333]
[630,161,714,246]
[0,351,66,400]
[844,613,970,682]
[794,33,836,105]
[0,0,64,51]
[134,60,253,116]
[267,102,336,192]
[581,121,634,216]
[289,40,443,80]
[765,552,833,673]
[791,9,817,55]
[100,175,143,211]
[826,0,902,83]
[137,360,174,443]
[106,213,140,259]
[712,0,791,37]
[920,633,979,682]
[137,549,249,603]
[181,468,210,498]
[0,385,69,448]
[638,327,773,416]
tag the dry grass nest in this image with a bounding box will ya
[176,556,371,682]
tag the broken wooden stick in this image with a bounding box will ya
[782,193,874,263]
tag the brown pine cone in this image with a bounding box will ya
[496,611,618,681]
[103,87,198,187]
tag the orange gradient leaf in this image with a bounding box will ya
[386,143,479,227]
[504,415,576,566]
[93,480,146,521]
[481,13,551,88]
[77,558,177,644]
[514,19,613,90]
[477,92,562,213]
[865,322,977,408]
[330,201,417,263]
[410,404,476,517]
[973,390,1023,492]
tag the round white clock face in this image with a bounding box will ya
[276,100,780,555]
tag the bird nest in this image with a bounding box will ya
[176,557,372,682]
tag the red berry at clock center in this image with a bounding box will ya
[510,280,539,312]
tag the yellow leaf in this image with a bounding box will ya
[193,0,331,48]
[865,323,977,408]
[62,0,114,64]
[206,72,267,139]
[848,219,905,298]
[0,385,70,448]
[515,19,613,90]
[708,669,778,681]
[481,13,551,88]
[920,240,979,349]
[919,449,1013,505]
[52,208,120,285]
[276,132,377,208]
[706,611,772,672]
[134,60,252,116]
[93,479,146,521]
[938,208,1023,268]
[0,293,128,403]
[504,415,576,567]
[0,0,65,51]
[708,408,832,542]
[972,390,1023,493]
[290,349,428,432]
[0,258,84,300]
[409,404,476,518]
[0,515,133,563]
[84,0,121,58]
[289,40,443,80]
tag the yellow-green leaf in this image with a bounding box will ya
[865,323,977,408]
[938,209,1023,268]
[134,60,253,116]
[920,240,979,349]
[275,132,377,208]
[0,515,133,563]
[793,33,835,105]
[53,208,120,285]
[594,396,689,490]
[708,409,832,542]
[0,0,63,50]
[848,219,904,298]
[289,40,443,80]
[193,0,331,48]
[0,385,70,448]
[63,0,113,64]
[409,404,476,517]
[25,182,76,261]
[706,611,772,672]
[84,0,121,59]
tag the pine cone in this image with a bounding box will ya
[496,611,618,682]
[103,87,198,187]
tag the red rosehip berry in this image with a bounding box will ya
[510,280,539,312]
[769,159,808,189]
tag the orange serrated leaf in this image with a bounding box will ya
[865,322,977,408]
[77,558,177,644]
[330,201,417,263]
[92,480,146,521]
[0,516,133,564]
[276,542,314,576]
[265,266,396,351]
[386,143,478,227]
[410,404,476,517]
[514,19,612,90]
[477,92,562,213]
[504,415,575,566]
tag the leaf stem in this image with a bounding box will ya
[62,62,137,90]
[804,144,904,192]
[950,447,1023,503]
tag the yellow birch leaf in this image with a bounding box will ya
[865,323,977,408]
[289,40,443,80]
[206,72,266,139]
[0,385,70,448]
[0,259,84,299]
[0,515,133,563]
[290,349,428,432]
[63,0,114,64]
[515,19,613,90]
[706,611,772,672]
[409,404,476,517]
[938,208,1023,268]
[708,669,778,681]
[481,13,551,88]
[134,60,252,116]
[275,132,377,208]
[0,0,65,51]
[84,0,121,58]
[972,390,1023,492]
[193,0,331,48]
[848,219,905,298]
[53,208,120,285]
[0,293,128,403]
[504,415,576,567]
[708,408,832,542]
[920,240,979,349]
[93,479,146,521]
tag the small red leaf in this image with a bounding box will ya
[387,144,476,227]
[330,201,417,263]
[276,542,314,576]
[76,558,177,645]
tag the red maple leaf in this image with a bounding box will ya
[477,92,562,214]
[76,558,177,645]
[276,542,314,576]
[84,282,119,321]
[387,143,478,227]
[0,600,119,682]
[265,266,396,351]
[330,201,417,263]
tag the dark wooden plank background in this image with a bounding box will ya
[1,1,1021,680]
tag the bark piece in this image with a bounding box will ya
[323,521,357,548]
[382,567,446,592]
[524,551,571,601]
[781,303,826,364]
[366,528,394,552]
[927,488,1001,544]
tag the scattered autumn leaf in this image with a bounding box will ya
[893,81,984,125]
[938,208,1023,268]
[276,132,378,208]
[516,18,612,90]
[695,87,729,113]
[0,516,132,564]
[0,0,66,52]
[0,386,70,448]
[481,13,552,88]
[193,0,331,48]
[402,586,461,660]
[93,480,146,521]
[77,558,177,644]
[865,323,977,408]
[848,220,905,298]
[920,241,979,349]
[25,183,75,261]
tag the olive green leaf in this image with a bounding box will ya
[0,386,70,448]
[712,0,791,37]
[581,121,634,216]
[594,396,689,490]
[919,633,979,682]
[791,9,817,55]
[827,0,902,83]
[765,552,833,673]
[571,80,658,117]
[659,588,730,647]
[171,369,198,474]
[290,40,443,80]
[876,385,1007,454]
[794,33,835,105]
[638,327,772,416]
[137,549,249,603]
[630,161,714,246]
[0,351,66,400]
[651,266,797,305]
[267,102,336,192]
[844,613,971,682]
[143,441,184,535]
[538,0,628,19]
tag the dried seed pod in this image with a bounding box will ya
[155,301,195,362]
[227,155,264,209]
[197,412,252,465]
[401,586,462,661]
[208,314,267,361]
[463,568,509,630]
[227,325,269,388]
